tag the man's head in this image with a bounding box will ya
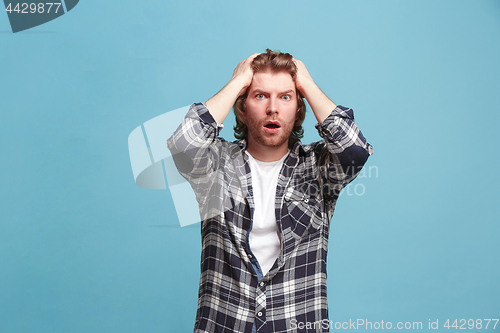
[234,49,306,149]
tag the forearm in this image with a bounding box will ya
[299,78,337,124]
[293,59,336,123]
[205,53,259,124]
[293,60,370,157]
[205,77,246,124]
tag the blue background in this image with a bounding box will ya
[1,0,499,332]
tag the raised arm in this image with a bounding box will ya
[206,53,260,124]
[292,58,373,188]
[293,59,337,124]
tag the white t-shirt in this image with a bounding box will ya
[245,151,289,276]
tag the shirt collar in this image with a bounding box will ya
[232,139,311,159]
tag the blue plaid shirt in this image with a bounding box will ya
[167,103,373,332]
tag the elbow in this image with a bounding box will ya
[337,145,371,175]
[171,151,195,174]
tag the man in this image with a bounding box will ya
[167,49,373,333]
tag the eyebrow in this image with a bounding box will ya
[251,88,296,95]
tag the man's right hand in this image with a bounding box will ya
[206,53,260,125]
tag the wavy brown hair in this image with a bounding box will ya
[233,49,306,147]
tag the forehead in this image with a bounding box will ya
[248,71,296,93]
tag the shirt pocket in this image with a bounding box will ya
[283,180,323,235]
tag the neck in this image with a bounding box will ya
[245,141,289,162]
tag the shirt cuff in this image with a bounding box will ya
[190,102,224,133]
[315,105,352,132]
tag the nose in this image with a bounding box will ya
[266,97,278,115]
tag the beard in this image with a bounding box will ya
[246,116,295,148]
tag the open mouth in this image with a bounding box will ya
[263,121,281,133]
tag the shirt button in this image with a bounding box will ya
[259,282,265,287]
[257,312,262,317]
[248,254,252,259]
[304,198,309,203]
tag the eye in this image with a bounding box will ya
[282,95,291,101]
[256,94,265,99]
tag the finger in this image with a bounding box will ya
[248,53,260,59]
[243,53,260,64]
[293,58,304,67]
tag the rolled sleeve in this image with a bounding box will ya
[316,105,373,186]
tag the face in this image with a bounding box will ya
[242,71,298,154]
